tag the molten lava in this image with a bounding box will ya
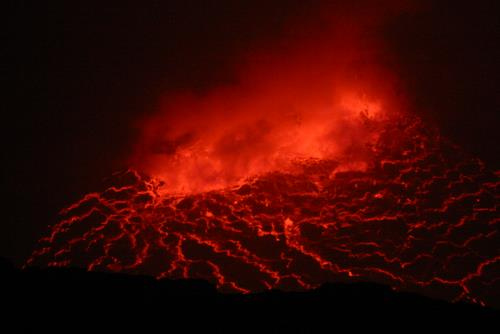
[28,114,500,307]
[27,2,499,309]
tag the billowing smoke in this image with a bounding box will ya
[131,2,415,193]
[26,1,500,308]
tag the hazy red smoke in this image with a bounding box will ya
[131,2,414,193]
[28,1,500,308]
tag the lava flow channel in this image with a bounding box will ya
[28,114,500,307]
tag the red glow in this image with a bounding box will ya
[130,7,407,194]
[28,116,500,306]
[27,2,500,309]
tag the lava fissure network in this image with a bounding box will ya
[27,2,499,309]
[28,114,500,307]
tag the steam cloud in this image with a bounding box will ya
[131,2,415,193]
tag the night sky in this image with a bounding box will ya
[3,0,499,279]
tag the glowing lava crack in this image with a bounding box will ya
[28,115,499,308]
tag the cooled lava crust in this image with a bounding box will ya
[28,114,500,308]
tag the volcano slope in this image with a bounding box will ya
[27,114,499,308]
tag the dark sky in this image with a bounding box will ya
[3,1,499,266]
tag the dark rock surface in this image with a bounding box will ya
[1,258,497,333]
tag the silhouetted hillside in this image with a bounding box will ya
[1,258,497,332]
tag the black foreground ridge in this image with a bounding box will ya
[2,258,498,332]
